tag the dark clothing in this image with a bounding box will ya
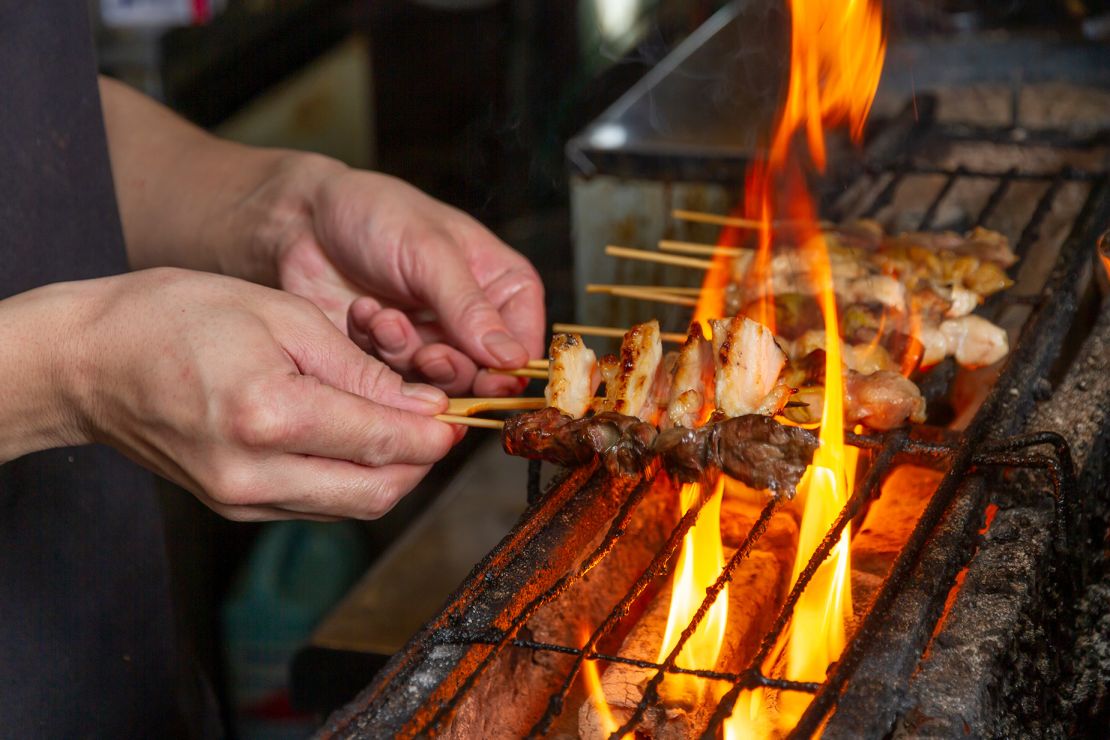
[0,3,186,736]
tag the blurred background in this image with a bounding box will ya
[91,0,1109,737]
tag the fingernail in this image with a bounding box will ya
[421,358,457,384]
[401,382,446,407]
[373,320,406,353]
[482,331,526,366]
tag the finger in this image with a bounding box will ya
[413,242,530,369]
[230,374,457,467]
[472,370,529,398]
[347,296,383,353]
[281,308,448,415]
[412,343,479,396]
[365,308,426,372]
[261,456,432,520]
[481,265,547,360]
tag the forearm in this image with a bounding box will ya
[0,283,94,462]
[99,77,344,285]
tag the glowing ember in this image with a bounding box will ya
[657,478,729,703]
[579,626,622,738]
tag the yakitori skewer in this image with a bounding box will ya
[586,284,699,307]
[658,239,746,258]
[445,397,547,415]
[435,414,504,429]
[587,283,702,295]
[604,245,714,271]
[671,208,834,230]
[489,367,550,379]
[436,397,548,429]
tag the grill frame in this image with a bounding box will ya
[318,101,1110,739]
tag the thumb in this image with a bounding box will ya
[416,246,529,369]
[284,314,448,415]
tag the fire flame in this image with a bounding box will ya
[579,626,621,737]
[722,0,886,735]
[657,478,729,702]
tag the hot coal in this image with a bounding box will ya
[502,408,819,496]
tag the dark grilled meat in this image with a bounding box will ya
[502,407,656,477]
[503,408,819,495]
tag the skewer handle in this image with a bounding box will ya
[605,245,714,271]
[446,397,548,416]
[488,368,549,379]
[435,414,504,429]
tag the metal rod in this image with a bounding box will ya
[917,166,963,231]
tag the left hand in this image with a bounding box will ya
[267,162,545,397]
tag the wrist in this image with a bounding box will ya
[220,151,349,287]
[0,281,99,461]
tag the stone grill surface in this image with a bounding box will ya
[316,82,1110,738]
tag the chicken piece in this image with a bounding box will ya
[943,285,980,318]
[597,319,663,421]
[843,274,906,311]
[664,323,715,429]
[914,325,949,368]
[710,316,787,418]
[844,370,927,430]
[940,315,1009,368]
[543,333,598,419]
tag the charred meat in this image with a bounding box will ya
[502,408,818,495]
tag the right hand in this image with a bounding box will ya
[66,268,459,521]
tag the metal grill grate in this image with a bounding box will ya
[320,101,1110,740]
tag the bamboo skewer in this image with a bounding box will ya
[525,359,550,370]
[671,209,765,229]
[605,245,714,271]
[436,396,547,429]
[445,397,547,416]
[586,284,699,307]
[658,239,747,258]
[488,367,550,379]
[671,208,834,230]
[587,283,703,295]
[435,414,504,429]
[552,323,687,344]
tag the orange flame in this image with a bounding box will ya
[722,0,884,735]
[579,626,621,737]
[657,478,729,702]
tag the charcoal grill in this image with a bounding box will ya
[315,91,1110,738]
[314,10,1110,735]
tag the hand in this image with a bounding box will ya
[65,268,459,521]
[270,163,545,397]
[97,81,543,396]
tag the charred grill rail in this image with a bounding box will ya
[317,95,1110,738]
[502,408,820,495]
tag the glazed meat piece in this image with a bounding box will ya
[502,407,656,477]
[844,370,927,430]
[597,319,663,421]
[781,350,927,430]
[710,316,787,418]
[544,333,598,419]
[502,408,819,494]
[664,323,715,429]
[655,414,818,494]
